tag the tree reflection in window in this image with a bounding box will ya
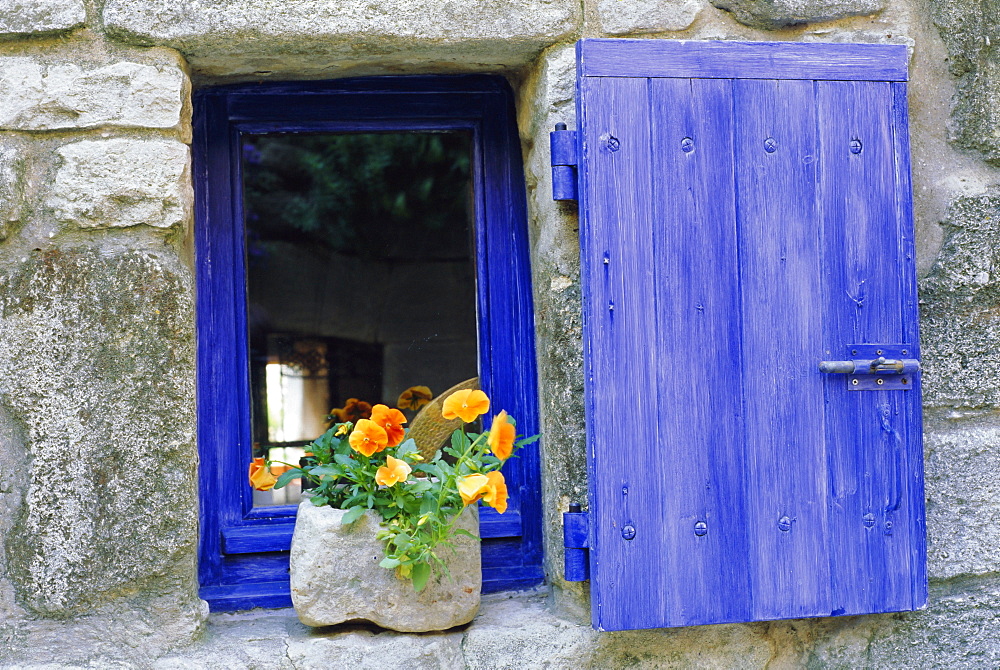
[241,132,477,506]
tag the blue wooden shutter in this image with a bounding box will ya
[576,39,927,631]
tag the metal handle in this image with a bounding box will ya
[819,357,920,375]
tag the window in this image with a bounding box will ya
[573,40,926,630]
[194,76,542,611]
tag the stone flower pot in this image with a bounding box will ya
[289,501,481,632]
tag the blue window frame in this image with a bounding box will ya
[193,76,543,611]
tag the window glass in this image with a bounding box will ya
[241,132,477,507]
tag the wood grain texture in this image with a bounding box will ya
[194,76,543,610]
[734,78,832,621]
[818,80,922,615]
[577,41,925,631]
[649,77,750,627]
[577,74,663,632]
[579,39,909,82]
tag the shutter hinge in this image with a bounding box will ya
[550,123,578,202]
[563,503,590,581]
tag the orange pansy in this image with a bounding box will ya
[397,385,433,411]
[248,457,278,491]
[441,389,490,423]
[331,398,373,423]
[375,455,412,487]
[457,473,489,506]
[371,404,407,447]
[349,418,389,457]
[487,410,516,461]
[481,471,508,514]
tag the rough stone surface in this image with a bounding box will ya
[597,0,704,34]
[516,44,590,617]
[290,503,480,632]
[101,0,581,79]
[0,56,185,131]
[709,0,886,28]
[0,137,27,240]
[47,139,190,230]
[922,410,1000,579]
[0,248,205,664]
[929,0,1000,163]
[0,0,85,38]
[919,192,1000,408]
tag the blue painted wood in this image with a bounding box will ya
[818,79,924,616]
[576,40,925,631]
[891,81,928,610]
[648,77,749,627]
[733,78,831,621]
[577,73,665,631]
[579,39,909,82]
[194,75,543,610]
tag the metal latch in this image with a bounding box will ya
[819,344,920,390]
[550,123,578,202]
[563,503,589,581]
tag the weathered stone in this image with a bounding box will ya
[0,57,185,130]
[0,248,204,663]
[0,0,85,38]
[47,139,190,230]
[597,0,703,34]
[807,577,1000,668]
[919,192,1000,408]
[516,45,590,617]
[101,0,581,79]
[710,0,885,28]
[285,628,466,670]
[0,138,27,240]
[930,0,1000,163]
[923,410,1000,579]
[290,502,480,632]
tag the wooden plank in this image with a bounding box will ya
[733,79,832,620]
[579,39,908,82]
[818,80,915,615]
[891,81,928,609]
[577,74,664,631]
[648,77,750,627]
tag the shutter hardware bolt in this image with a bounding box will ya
[694,521,708,537]
[622,524,636,540]
[777,516,792,532]
[852,378,859,386]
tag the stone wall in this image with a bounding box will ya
[0,0,998,666]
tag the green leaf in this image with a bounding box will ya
[411,561,431,592]
[340,505,366,525]
[310,495,329,506]
[452,528,482,542]
[379,557,401,569]
[515,434,541,448]
[309,464,341,477]
[334,453,354,466]
[274,469,304,489]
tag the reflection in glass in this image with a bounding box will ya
[242,132,477,506]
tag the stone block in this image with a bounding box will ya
[290,502,480,632]
[0,0,85,37]
[0,248,200,623]
[597,0,703,34]
[0,57,185,130]
[919,192,1000,408]
[923,411,1000,579]
[47,139,190,230]
[930,0,1000,163]
[0,139,27,240]
[710,0,886,28]
[101,0,581,78]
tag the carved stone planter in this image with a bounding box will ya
[289,501,481,632]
